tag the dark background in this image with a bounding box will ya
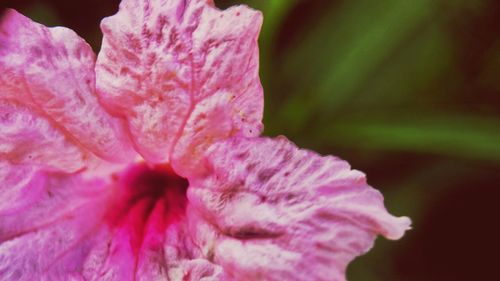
[2,0,500,280]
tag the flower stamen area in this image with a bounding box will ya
[105,163,188,255]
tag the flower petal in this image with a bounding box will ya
[0,169,111,281]
[0,163,227,281]
[0,161,44,215]
[96,0,263,173]
[0,9,134,168]
[187,136,411,281]
[0,102,86,172]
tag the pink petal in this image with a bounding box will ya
[96,0,263,173]
[187,136,411,281]
[0,162,228,280]
[0,165,165,281]
[0,170,111,280]
[0,102,86,172]
[0,161,44,215]
[0,9,135,167]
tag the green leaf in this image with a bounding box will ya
[321,115,500,163]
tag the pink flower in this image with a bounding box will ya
[0,1,410,280]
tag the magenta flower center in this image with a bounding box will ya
[105,163,188,254]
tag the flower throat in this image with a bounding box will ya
[105,163,189,254]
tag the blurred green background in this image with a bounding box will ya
[3,0,500,280]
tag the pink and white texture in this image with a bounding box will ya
[0,0,410,280]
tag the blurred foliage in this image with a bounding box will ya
[3,0,500,280]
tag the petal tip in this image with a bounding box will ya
[385,216,412,240]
